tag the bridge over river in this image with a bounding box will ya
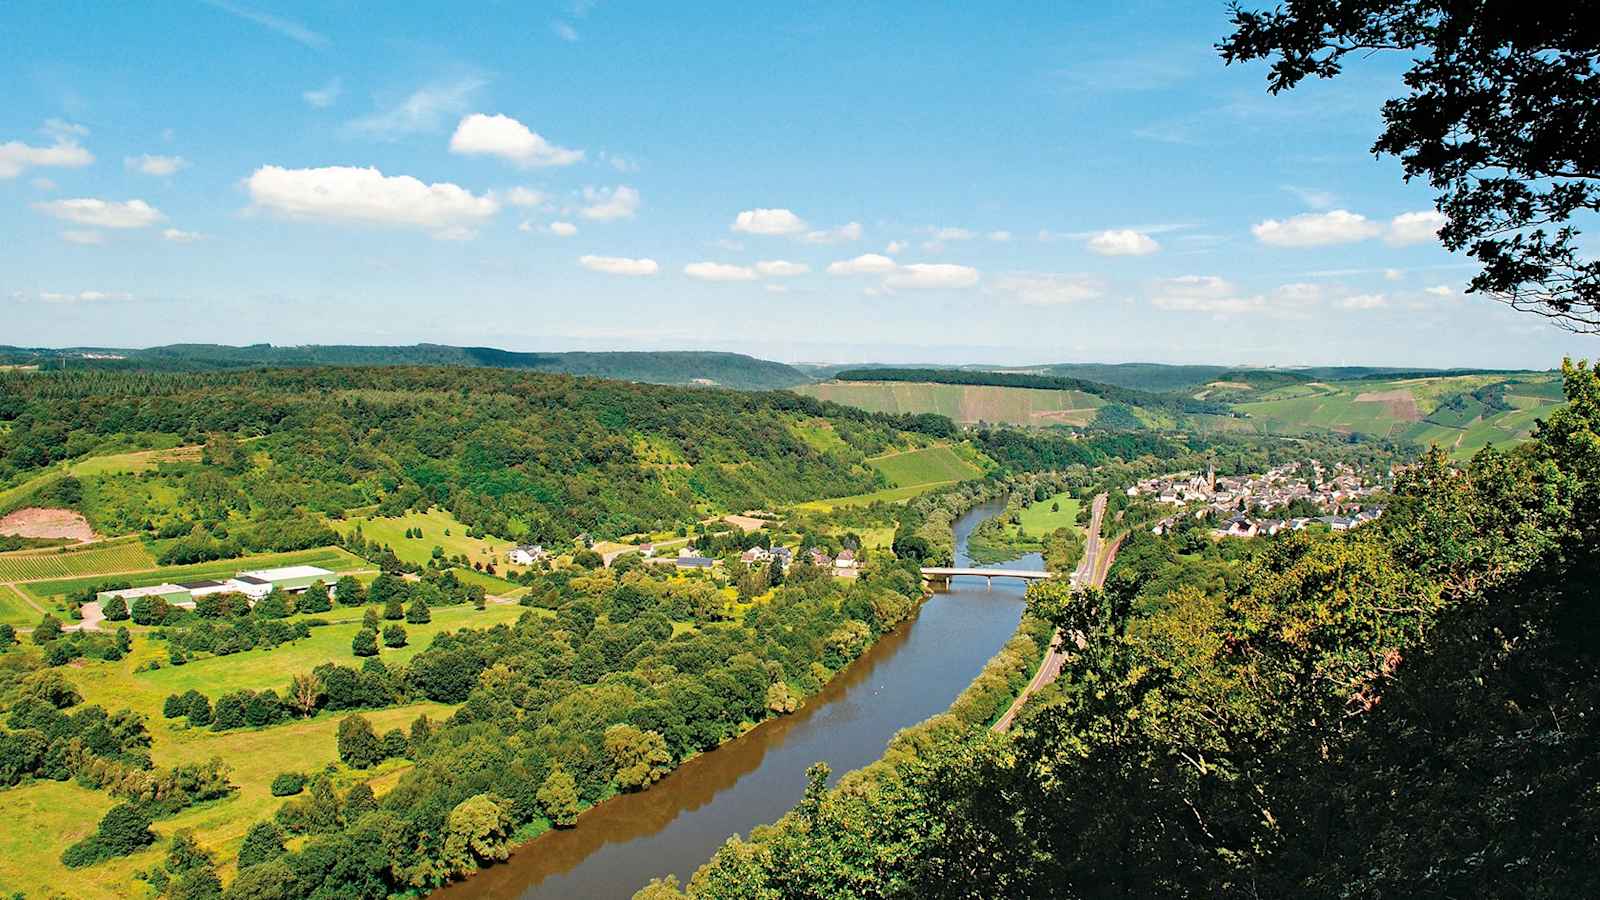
[920,566,1054,586]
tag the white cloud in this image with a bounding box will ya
[826,253,898,275]
[602,152,639,173]
[1151,275,1259,313]
[1383,268,1404,281]
[548,221,578,237]
[1087,228,1160,256]
[35,198,164,229]
[885,263,980,289]
[991,272,1104,305]
[43,119,88,139]
[0,134,94,179]
[1283,185,1339,210]
[1423,284,1453,297]
[579,185,640,221]
[125,154,188,176]
[303,78,342,108]
[684,262,757,282]
[1387,210,1447,246]
[552,20,579,41]
[885,240,908,254]
[432,225,476,241]
[162,228,204,243]
[929,226,976,242]
[201,0,328,48]
[732,208,807,235]
[41,290,133,303]
[31,177,56,191]
[988,230,1012,242]
[755,260,809,277]
[449,113,583,168]
[245,165,499,231]
[802,221,862,244]
[60,230,105,245]
[1252,209,1381,247]
[348,77,486,138]
[504,187,547,207]
[1341,293,1387,310]
[579,254,658,276]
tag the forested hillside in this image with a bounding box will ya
[0,346,811,390]
[657,360,1600,900]
[0,368,936,544]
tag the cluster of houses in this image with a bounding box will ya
[737,544,857,572]
[95,564,337,609]
[1132,460,1387,540]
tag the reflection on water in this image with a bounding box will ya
[439,502,1031,899]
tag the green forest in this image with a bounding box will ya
[648,361,1600,899]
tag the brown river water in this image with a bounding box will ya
[437,501,1033,899]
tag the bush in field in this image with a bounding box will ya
[334,575,365,607]
[32,614,62,645]
[336,714,382,769]
[236,820,285,869]
[61,802,155,867]
[351,627,379,657]
[270,772,306,796]
[102,596,129,621]
[383,623,407,648]
[298,581,332,614]
[405,597,431,624]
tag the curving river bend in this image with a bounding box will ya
[439,501,1034,899]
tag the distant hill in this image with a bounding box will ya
[826,368,1230,416]
[0,344,811,390]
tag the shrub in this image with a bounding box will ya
[61,802,155,867]
[382,624,407,648]
[351,628,378,657]
[382,597,405,620]
[405,597,431,624]
[102,596,129,621]
[336,714,382,769]
[270,772,306,796]
[236,821,286,869]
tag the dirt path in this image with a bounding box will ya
[993,492,1111,733]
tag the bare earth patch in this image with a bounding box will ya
[0,507,97,542]
[1206,380,1254,390]
[1353,389,1421,421]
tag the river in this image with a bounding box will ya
[439,500,1035,899]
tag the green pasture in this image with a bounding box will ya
[1016,492,1083,537]
[336,507,510,570]
[867,445,985,487]
[794,381,1103,426]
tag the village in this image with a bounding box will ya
[1131,459,1388,539]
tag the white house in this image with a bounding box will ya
[833,549,857,570]
[508,544,546,566]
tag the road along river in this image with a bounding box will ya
[439,500,1036,899]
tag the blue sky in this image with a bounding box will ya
[1,0,1590,368]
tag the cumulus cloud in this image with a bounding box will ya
[125,154,188,176]
[885,263,980,289]
[601,152,639,173]
[60,230,105,245]
[989,230,1012,242]
[548,221,578,236]
[162,228,204,243]
[755,260,809,277]
[245,165,499,232]
[1251,209,1381,247]
[885,240,908,254]
[504,187,547,207]
[303,78,342,108]
[802,221,863,244]
[1387,210,1447,246]
[1283,185,1339,210]
[579,185,640,221]
[732,208,807,235]
[579,254,658,276]
[1341,293,1387,310]
[826,253,898,275]
[348,77,486,138]
[449,113,583,167]
[684,262,758,282]
[991,272,1104,305]
[0,133,94,179]
[1087,228,1160,256]
[1423,284,1453,297]
[34,198,164,229]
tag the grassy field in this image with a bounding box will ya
[336,507,511,571]
[66,601,527,723]
[1016,492,1082,537]
[866,445,985,487]
[794,482,954,513]
[0,583,40,626]
[0,538,156,583]
[794,381,1104,426]
[68,444,203,478]
[0,702,451,899]
[15,545,369,605]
